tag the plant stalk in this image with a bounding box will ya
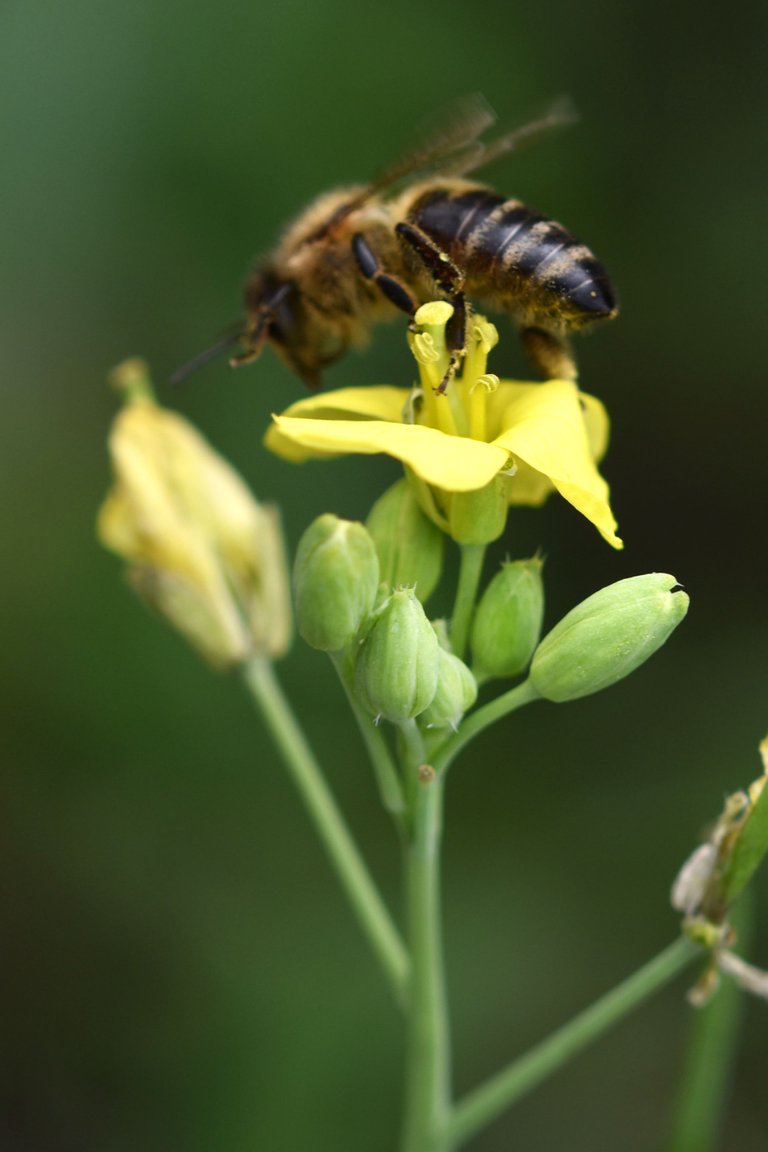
[667,898,752,1152]
[243,656,410,1005]
[401,765,451,1151]
[447,937,699,1148]
[450,544,486,660]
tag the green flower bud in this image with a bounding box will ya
[355,588,439,722]
[420,643,478,730]
[529,573,689,703]
[366,479,444,603]
[446,475,508,545]
[471,557,544,680]
[293,515,379,651]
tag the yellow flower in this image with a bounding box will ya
[98,359,292,667]
[265,303,621,548]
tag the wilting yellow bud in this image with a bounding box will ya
[672,739,768,1007]
[98,360,291,668]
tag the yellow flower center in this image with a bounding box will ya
[265,301,622,549]
[407,303,500,445]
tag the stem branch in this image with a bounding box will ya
[447,937,699,1149]
[450,544,486,660]
[243,656,410,1004]
[432,678,539,773]
[331,651,406,824]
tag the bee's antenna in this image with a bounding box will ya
[170,329,244,385]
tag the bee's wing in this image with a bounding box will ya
[444,97,578,177]
[313,96,575,238]
[364,92,498,194]
[316,94,497,233]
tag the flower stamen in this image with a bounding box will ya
[409,304,462,436]
[468,373,499,442]
[265,303,622,549]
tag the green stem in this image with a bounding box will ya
[667,900,752,1152]
[432,678,539,774]
[330,651,406,825]
[450,544,486,660]
[401,762,451,1152]
[447,937,699,1149]
[242,656,410,1004]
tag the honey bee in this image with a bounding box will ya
[174,98,618,390]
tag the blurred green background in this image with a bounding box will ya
[3,1,767,1148]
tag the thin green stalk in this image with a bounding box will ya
[450,544,486,660]
[242,656,410,1005]
[667,899,752,1152]
[401,764,451,1152]
[330,651,406,825]
[447,937,699,1149]
[432,678,539,773]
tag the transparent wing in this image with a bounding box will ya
[308,94,497,238]
[363,92,498,194]
[308,95,576,239]
[444,96,578,177]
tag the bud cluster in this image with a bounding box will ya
[467,565,689,702]
[294,514,475,730]
[295,505,691,735]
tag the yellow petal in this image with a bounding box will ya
[265,420,345,463]
[502,463,554,507]
[580,391,611,464]
[265,386,412,462]
[491,380,622,549]
[274,385,410,422]
[269,415,510,492]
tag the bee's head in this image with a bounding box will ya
[239,270,344,390]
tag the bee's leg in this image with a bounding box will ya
[352,233,420,315]
[230,284,292,369]
[520,327,578,381]
[229,318,269,368]
[395,222,467,392]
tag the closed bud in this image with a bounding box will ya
[420,642,477,730]
[471,557,544,680]
[366,479,444,603]
[294,515,379,651]
[445,476,508,545]
[530,573,689,703]
[355,588,439,723]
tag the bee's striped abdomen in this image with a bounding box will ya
[408,185,617,325]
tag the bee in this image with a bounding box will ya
[174,98,618,391]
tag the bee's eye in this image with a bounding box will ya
[268,306,295,347]
[264,284,299,347]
